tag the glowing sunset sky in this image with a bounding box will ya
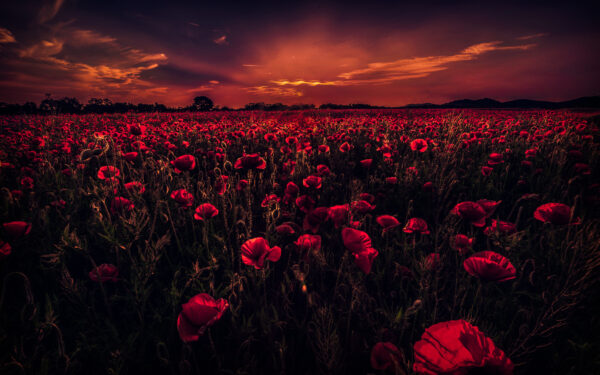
[0,0,598,107]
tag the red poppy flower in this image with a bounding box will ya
[285,181,299,196]
[481,166,493,176]
[261,194,280,207]
[353,246,378,274]
[484,220,516,236]
[124,181,145,195]
[464,251,516,282]
[450,202,487,227]
[215,175,228,195]
[487,153,504,165]
[424,253,441,271]
[360,159,373,168]
[360,193,375,203]
[371,342,403,371]
[339,142,352,153]
[352,200,376,215]
[534,203,580,225]
[403,218,430,234]
[422,182,434,192]
[318,145,330,153]
[171,155,196,173]
[316,164,331,176]
[236,179,249,191]
[477,199,500,218]
[177,293,229,342]
[342,228,373,253]
[303,175,322,189]
[386,177,398,184]
[98,166,120,180]
[452,234,473,255]
[328,204,350,228]
[171,189,194,208]
[89,263,118,282]
[1,240,11,259]
[275,223,298,235]
[294,234,321,260]
[296,195,315,213]
[122,151,138,162]
[20,176,34,190]
[234,153,267,170]
[413,320,514,374]
[110,197,134,215]
[303,207,330,233]
[194,203,219,221]
[127,123,145,136]
[376,215,400,234]
[241,237,281,269]
[3,221,32,238]
[410,139,428,152]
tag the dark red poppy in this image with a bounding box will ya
[236,179,249,191]
[413,320,514,374]
[20,176,34,190]
[403,218,430,234]
[534,203,580,225]
[285,181,299,196]
[484,220,517,236]
[410,139,428,152]
[294,234,321,260]
[215,175,228,195]
[450,202,487,227]
[422,182,434,192]
[352,200,376,215]
[303,175,322,189]
[328,204,350,228]
[302,207,329,233]
[376,215,400,234]
[318,145,330,153]
[386,177,398,184]
[295,195,315,213]
[2,221,32,239]
[241,237,281,269]
[353,246,378,274]
[370,342,403,371]
[194,203,219,221]
[110,197,134,215]
[339,142,352,152]
[424,253,440,271]
[234,153,267,170]
[89,263,119,282]
[477,199,500,218]
[452,234,473,255]
[0,240,11,259]
[261,194,280,207]
[122,151,138,162]
[171,189,194,208]
[97,166,120,180]
[481,166,493,176]
[171,155,196,172]
[464,251,516,282]
[177,293,229,342]
[342,227,373,253]
[275,223,298,235]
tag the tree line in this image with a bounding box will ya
[0,95,383,115]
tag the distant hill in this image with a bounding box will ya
[403,96,600,109]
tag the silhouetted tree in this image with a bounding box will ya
[193,96,214,111]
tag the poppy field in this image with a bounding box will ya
[0,109,599,374]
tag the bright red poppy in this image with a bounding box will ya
[487,152,504,165]
[413,320,513,374]
[376,215,400,234]
[241,237,281,269]
[303,175,322,189]
[410,139,428,152]
[177,293,229,342]
[171,189,194,208]
[450,202,487,227]
[463,251,516,282]
[194,203,219,221]
[294,234,321,260]
[89,263,119,282]
[481,166,493,176]
[1,240,11,259]
[171,155,196,173]
[97,166,120,180]
[328,204,350,228]
[234,153,267,170]
[403,218,430,234]
[352,200,375,215]
[342,227,373,253]
[477,199,500,218]
[534,203,580,225]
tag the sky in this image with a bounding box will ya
[0,0,599,108]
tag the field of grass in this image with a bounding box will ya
[1,109,598,374]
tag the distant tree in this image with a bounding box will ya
[193,96,214,111]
